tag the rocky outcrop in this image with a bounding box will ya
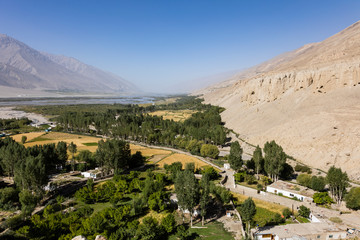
[199,21,360,181]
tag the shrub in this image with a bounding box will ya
[298,205,310,218]
[201,166,218,180]
[310,176,326,191]
[282,208,292,218]
[296,174,311,187]
[313,192,333,205]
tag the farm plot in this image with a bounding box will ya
[11,132,46,142]
[157,153,210,169]
[148,110,196,122]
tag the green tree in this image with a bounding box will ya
[14,154,47,193]
[326,166,349,204]
[56,141,68,168]
[19,189,38,217]
[253,145,264,179]
[96,139,131,174]
[68,142,77,171]
[200,173,210,226]
[161,214,176,234]
[21,136,27,144]
[282,208,292,218]
[78,150,95,170]
[175,170,199,227]
[263,140,287,181]
[228,141,243,171]
[185,162,195,173]
[345,187,360,210]
[136,216,160,240]
[298,205,310,218]
[239,197,256,237]
[201,166,218,180]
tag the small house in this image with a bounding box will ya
[266,180,313,202]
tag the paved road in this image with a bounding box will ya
[222,170,360,229]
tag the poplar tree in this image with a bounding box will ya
[240,197,256,237]
[253,145,263,179]
[326,166,349,204]
[228,141,243,171]
[175,170,199,227]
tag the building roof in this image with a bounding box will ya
[256,223,346,238]
[268,180,315,197]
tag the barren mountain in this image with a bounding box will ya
[0,34,138,94]
[198,21,360,181]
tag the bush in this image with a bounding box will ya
[201,166,218,180]
[345,187,360,210]
[294,164,311,173]
[313,192,333,205]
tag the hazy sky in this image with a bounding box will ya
[0,0,359,93]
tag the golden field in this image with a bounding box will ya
[20,132,103,152]
[11,132,45,142]
[157,153,210,169]
[129,144,172,157]
[232,192,286,214]
[148,110,196,122]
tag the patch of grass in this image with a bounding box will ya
[252,207,281,227]
[30,136,51,142]
[329,217,342,224]
[82,142,98,146]
[296,216,310,223]
[169,221,234,240]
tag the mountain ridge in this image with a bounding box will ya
[0,34,138,94]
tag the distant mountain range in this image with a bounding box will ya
[197,20,360,181]
[0,34,138,94]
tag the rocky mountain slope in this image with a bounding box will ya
[198,21,360,181]
[0,34,138,94]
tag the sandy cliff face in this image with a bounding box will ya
[200,21,360,180]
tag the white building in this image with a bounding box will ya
[266,180,313,202]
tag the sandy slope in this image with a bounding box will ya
[199,21,360,180]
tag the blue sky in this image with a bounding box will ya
[0,0,359,93]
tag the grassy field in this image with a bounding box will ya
[148,110,196,122]
[157,153,210,169]
[232,192,287,214]
[168,221,234,240]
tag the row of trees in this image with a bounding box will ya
[229,140,291,182]
[174,162,231,227]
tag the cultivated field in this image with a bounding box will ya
[157,153,210,169]
[20,132,103,152]
[129,144,172,157]
[148,110,196,122]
